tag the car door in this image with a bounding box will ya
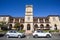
[9,31,15,36]
[36,30,42,36]
[37,30,44,37]
[39,32,45,36]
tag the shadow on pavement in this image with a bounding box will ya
[0,34,5,37]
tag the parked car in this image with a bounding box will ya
[5,30,26,38]
[33,30,52,38]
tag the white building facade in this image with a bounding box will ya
[0,5,60,33]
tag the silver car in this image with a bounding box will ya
[5,30,25,38]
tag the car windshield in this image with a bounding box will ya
[9,30,17,33]
[9,31,13,33]
[37,30,43,33]
[13,31,17,33]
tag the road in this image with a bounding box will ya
[0,34,60,40]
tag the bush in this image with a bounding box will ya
[0,30,8,34]
[0,30,3,32]
[43,30,49,32]
[49,30,59,32]
[18,30,25,33]
[1,26,8,31]
[43,30,59,33]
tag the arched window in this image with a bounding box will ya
[27,24,30,30]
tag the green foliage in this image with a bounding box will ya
[0,24,2,27]
[0,21,8,30]
[0,21,6,24]
[0,30,8,34]
[0,30,3,32]
[0,21,6,27]
[43,30,59,32]
[49,30,59,32]
[18,30,25,33]
[43,30,49,32]
[14,23,20,28]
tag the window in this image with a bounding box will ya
[28,17,30,20]
[0,17,1,19]
[53,17,55,21]
[3,17,6,21]
[13,31,17,33]
[59,18,60,21]
[27,8,32,12]
[27,24,30,30]
[37,30,43,33]
[9,31,13,33]
[37,30,41,33]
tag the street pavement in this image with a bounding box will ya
[0,33,60,40]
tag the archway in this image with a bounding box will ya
[45,24,50,30]
[27,24,31,30]
[20,24,24,30]
[40,24,44,29]
[54,24,57,30]
[9,24,12,30]
[34,24,38,30]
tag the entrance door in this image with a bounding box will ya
[54,24,57,30]
[20,24,24,30]
[9,24,12,30]
[27,24,30,30]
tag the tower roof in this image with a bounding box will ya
[26,5,33,8]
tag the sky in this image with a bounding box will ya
[0,0,60,17]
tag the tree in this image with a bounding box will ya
[0,21,8,30]
[0,21,6,24]
[0,21,5,30]
[14,23,20,30]
[0,24,3,30]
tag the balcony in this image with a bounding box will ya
[14,18,19,23]
[45,19,50,23]
[9,20,13,23]
[9,18,13,23]
[33,19,38,23]
[20,19,24,23]
[39,18,44,23]
[40,21,44,23]
[45,21,50,23]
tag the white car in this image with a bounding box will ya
[33,30,51,38]
[5,30,26,38]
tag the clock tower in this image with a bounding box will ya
[24,5,34,34]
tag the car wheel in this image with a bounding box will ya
[46,34,51,38]
[6,35,9,38]
[18,35,21,38]
[34,35,38,38]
